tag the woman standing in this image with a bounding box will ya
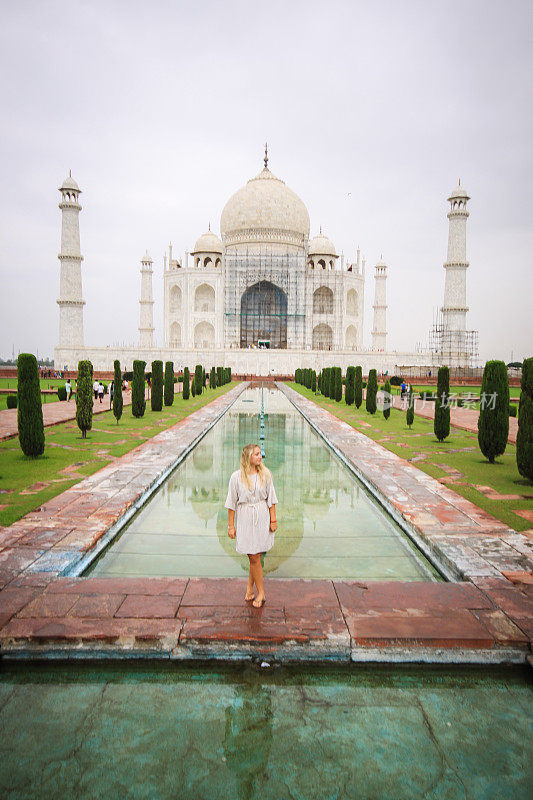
[225,443,278,608]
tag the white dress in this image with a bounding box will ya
[225,470,278,555]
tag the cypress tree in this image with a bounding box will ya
[164,361,174,407]
[478,360,509,463]
[327,368,334,399]
[335,367,342,401]
[345,366,355,405]
[132,360,146,417]
[151,360,163,411]
[228,367,231,383]
[366,369,377,414]
[517,357,533,481]
[325,368,331,397]
[434,366,450,441]
[202,367,207,390]
[194,364,203,395]
[383,378,392,420]
[406,385,415,429]
[354,366,363,409]
[311,369,317,392]
[295,368,300,384]
[75,359,94,438]
[217,366,223,386]
[317,371,322,393]
[183,367,190,399]
[17,353,45,456]
[191,378,196,397]
[113,359,123,423]
[209,366,216,389]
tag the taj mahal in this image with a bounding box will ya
[54,148,478,374]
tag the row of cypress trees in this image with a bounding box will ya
[294,359,533,476]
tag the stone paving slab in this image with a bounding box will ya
[0,576,530,662]
[0,382,531,664]
[0,391,133,441]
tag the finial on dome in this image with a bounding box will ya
[264,142,268,169]
[69,169,71,177]
[208,222,211,232]
[319,225,322,235]
[458,178,461,185]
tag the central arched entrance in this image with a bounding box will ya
[240,281,288,349]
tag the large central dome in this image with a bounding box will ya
[220,165,310,251]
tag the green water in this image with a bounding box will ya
[88,387,439,581]
[0,663,531,799]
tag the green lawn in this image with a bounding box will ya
[390,384,521,403]
[0,382,236,527]
[287,382,532,532]
[0,378,66,410]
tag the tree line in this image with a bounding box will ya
[295,360,532,480]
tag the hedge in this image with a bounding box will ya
[434,366,450,442]
[151,360,163,411]
[75,360,93,439]
[132,360,146,417]
[164,361,174,406]
[17,353,45,456]
[113,360,123,423]
[478,360,509,463]
[366,369,377,414]
[517,356,533,480]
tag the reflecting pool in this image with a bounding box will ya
[88,388,439,580]
[0,663,531,799]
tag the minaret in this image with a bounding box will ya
[371,256,388,350]
[442,181,470,334]
[139,251,154,348]
[57,172,84,347]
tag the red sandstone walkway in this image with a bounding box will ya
[0,391,133,442]
[391,395,518,443]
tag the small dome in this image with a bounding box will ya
[448,182,469,201]
[191,230,223,254]
[375,255,387,267]
[60,174,80,192]
[308,232,337,257]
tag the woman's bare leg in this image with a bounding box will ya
[248,553,265,606]
[245,561,255,601]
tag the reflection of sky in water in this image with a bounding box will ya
[88,388,438,580]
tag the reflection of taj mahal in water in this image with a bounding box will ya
[90,388,433,580]
[54,148,477,373]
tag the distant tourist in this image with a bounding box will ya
[98,382,104,403]
[110,381,114,407]
[93,378,99,399]
[65,379,72,401]
[225,443,278,608]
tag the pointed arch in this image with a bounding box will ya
[194,283,215,313]
[313,286,334,314]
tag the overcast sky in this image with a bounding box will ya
[1,0,531,363]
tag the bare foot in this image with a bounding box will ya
[252,595,265,608]
[245,591,255,602]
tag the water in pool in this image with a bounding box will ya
[0,662,531,799]
[88,387,439,580]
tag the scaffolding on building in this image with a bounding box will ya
[223,248,363,351]
[428,307,479,367]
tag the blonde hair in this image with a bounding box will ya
[240,443,271,490]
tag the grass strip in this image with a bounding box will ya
[0,382,236,526]
[287,383,532,532]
